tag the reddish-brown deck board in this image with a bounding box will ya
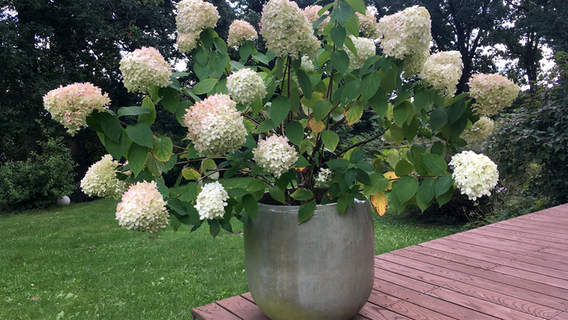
[192,204,568,320]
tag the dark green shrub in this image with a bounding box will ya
[0,137,77,212]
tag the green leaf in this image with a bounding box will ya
[152,136,173,162]
[363,173,389,196]
[247,178,266,192]
[213,37,227,56]
[254,119,276,133]
[345,0,366,14]
[344,36,357,57]
[104,129,128,160]
[417,177,436,212]
[356,168,371,185]
[182,168,201,180]
[146,152,164,176]
[117,106,152,117]
[345,168,357,185]
[361,72,381,101]
[242,194,258,219]
[393,103,409,127]
[332,4,353,26]
[344,13,360,36]
[430,141,446,158]
[313,100,332,122]
[252,52,272,65]
[228,187,248,198]
[449,113,468,140]
[395,159,414,176]
[321,130,339,152]
[159,87,179,113]
[370,88,389,116]
[193,78,218,95]
[435,174,453,197]
[345,101,363,126]
[176,100,191,126]
[285,121,304,146]
[180,182,198,202]
[411,153,429,176]
[430,107,448,132]
[390,124,405,145]
[422,153,447,174]
[330,25,346,48]
[413,89,430,111]
[395,176,418,204]
[290,188,314,201]
[126,123,154,148]
[448,100,466,124]
[341,81,360,106]
[126,142,148,177]
[330,51,349,74]
[337,194,348,213]
[436,186,455,207]
[298,200,317,224]
[138,97,156,126]
[100,112,122,144]
[402,117,419,142]
[270,96,291,125]
[269,185,286,204]
[296,69,313,100]
[208,219,220,238]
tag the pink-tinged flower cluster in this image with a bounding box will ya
[177,33,199,53]
[228,20,258,47]
[450,151,498,201]
[176,0,219,34]
[227,68,267,104]
[195,181,229,220]
[345,35,376,69]
[260,0,321,60]
[81,154,125,199]
[303,5,329,35]
[461,116,494,143]
[119,47,171,93]
[420,51,463,96]
[253,135,298,178]
[43,82,110,136]
[377,6,432,74]
[116,181,168,233]
[184,94,247,157]
[468,73,520,116]
[356,11,379,38]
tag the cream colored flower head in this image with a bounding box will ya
[228,20,258,47]
[176,0,220,34]
[450,151,498,201]
[303,5,329,35]
[253,135,298,178]
[226,68,267,104]
[183,94,247,157]
[301,55,315,72]
[461,116,494,143]
[420,51,463,96]
[43,83,110,136]
[345,35,376,69]
[119,47,172,93]
[177,33,199,53]
[81,154,125,199]
[468,73,520,116]
[116,181,168,233]
[356,11,379,38]
[315,168,333,186]
[195,181,229,220]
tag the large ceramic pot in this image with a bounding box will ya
[244,199,375,320]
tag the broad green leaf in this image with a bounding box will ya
[332,4,353,26]
[413,89,430,111]
[345,0,366,14]
[402,117,419,142]
[126,123,154,148]
[126,142,148,177]
[449,113,468,140]
[416,177,436,212]
[344,13,360,36]
[341,81,360,106]
[255,119,276,133]
[152,136,173,162]
[117,106,152,117]
[104,128,128,160]
[285,121,304,146]
[356,168,371,185]
[181,167,201,180]
[146,152,164,176]
[394,159,414,176]
[269,185,286,204]
[345,168,357,185]
[138,96,156,126]
[430,141,446,158]
[100,112,122,144]
[180,182,198,202]
[213,37,227,56]
[436,186,455,207]
[330,51,349,74]
[390,124,405,145]
[393,103,409,127]
[395,176,419,204]
[321,130,339,152]
[448,100,466,124]
[270,96,291,125]
[344,36,357,57]
[159,87,179,113]
[247,178,266,192]
[337,194,348,213]
[330,25,347,48]
[296,69,313,100]
[193,78,218,95]
[422,153,447,174]
[345,101,363,126]
[313,100,332,122]
[242,194,258,219]
[298,200,317,224]
[361,72,381,101]
[435,174,453,197]
[290,188,314,201]
[228,187,248,198]
[208,219,221,238]
[411,153,429,176]
[370,88,389,116]
[430,107,448,132]
[176,100,191,126]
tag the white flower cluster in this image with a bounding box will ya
[177,32,199,53]
[461,116,494,143]
[420,51,463,96]
[80,154,125,199]
[377,6,432,74]
[116,181,169,233]
[119,47,171,93]
[356,11,379,38]
[184,94,247,157]
[253,135,298,178]
[260,0,321,60]
[345,35,376,69]
[315,168,333,185]
[303,5,329,35]
[468,73,520,116]
[301,55,315,72]
[450,151,499,201]
[228,20,258,47]
[195,181,229,220]
[176,0,219,34]
[226,68,267,105]
[43,82,110,136]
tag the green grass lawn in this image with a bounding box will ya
[0,191,464,320]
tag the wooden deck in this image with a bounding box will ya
[192,204,568,320]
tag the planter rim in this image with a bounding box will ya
[257,198,367,210]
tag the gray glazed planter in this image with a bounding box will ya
[244,199,375,320]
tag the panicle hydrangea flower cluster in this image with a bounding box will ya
[315,168,333,185]
[450,151,499,201]
[226,68,267,104]
[356,11,379,38]
[303,5,329,35]
[377,6,432,74]
[461,116,494,143]
[119,47,172,93]
[43,83,110,136]
[195,181,229,220]
[301,55,315,72]
[468,73,520,116]
[420,51,463,96]
[228,20,258,47]
[260,0,321,60]
[345,35,376,69]
[80,154,125,199]
[177,32,199,53]
[184,94,247,157]
[176,0,219,34]
[116,181,168,233]
[253,135,298,178]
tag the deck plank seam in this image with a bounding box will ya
[215,301,245,320]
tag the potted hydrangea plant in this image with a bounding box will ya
[44,0,519,318]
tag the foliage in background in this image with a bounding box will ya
[0,136,77,212]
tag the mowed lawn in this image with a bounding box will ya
[1,191,463,320]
